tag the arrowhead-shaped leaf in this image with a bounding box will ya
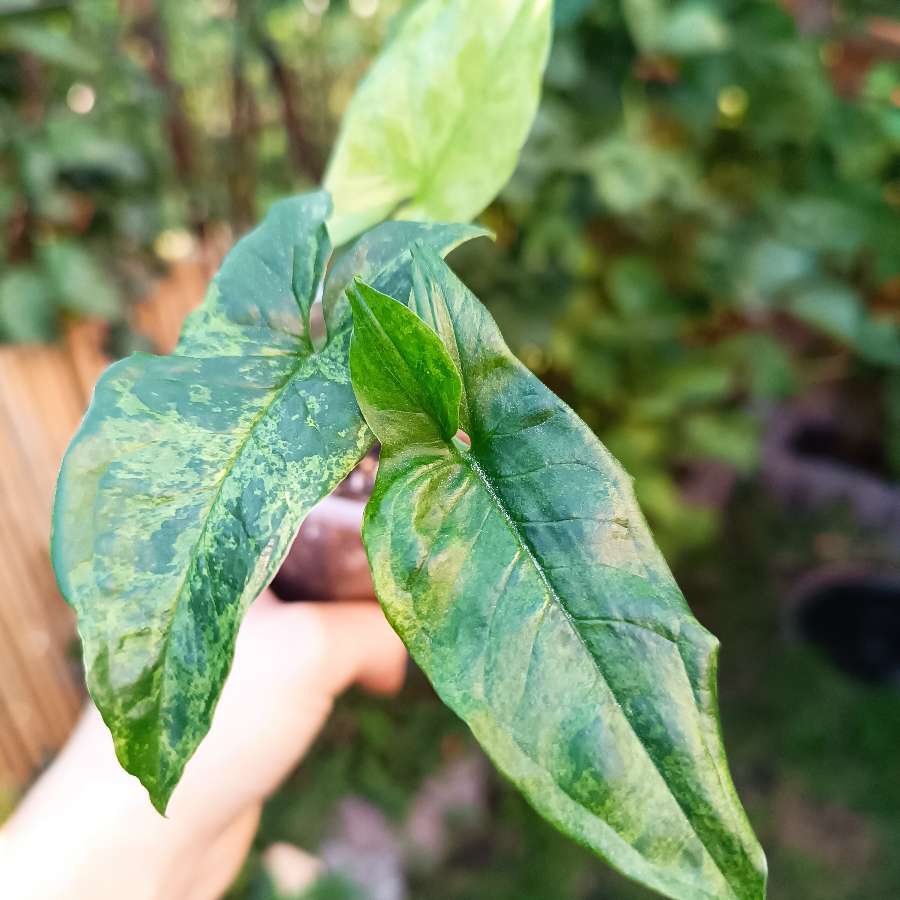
[323,0,553,246]
[349,247,767,900]
[52,192,486,812]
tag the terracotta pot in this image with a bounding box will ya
[271,453,378,602]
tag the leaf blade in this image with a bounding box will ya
[323,0,553,245]
[323,220,492,337]
[357,249,767,900]
[348,280,461,447]
[52,192,370,811]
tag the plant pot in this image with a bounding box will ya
[786,565,900,686]
[762,387,900,537]
[271,451,378,602]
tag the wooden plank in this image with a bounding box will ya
[0,255,216,791]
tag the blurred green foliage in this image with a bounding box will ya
[1,0,899,551]
[0,0,399,344]
[3,3,900,897]
[456,0,900,551]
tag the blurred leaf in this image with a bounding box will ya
[720,333,796,400]
[774,196,867,261]
[605,255,671,317]
[324,0,553,245]
[633,470,717,555]
[0,266,56,342]
[299,874,367,900]
[0,22,97,72]
[623,0,730,56]
[786,279,900,366]
[683,411,759,472]
[786,279,862,343]
[45,117,148,184]
[737,240,815,307]
[554,0,594,28]
[39,240,121,320]
[581,133,701,215]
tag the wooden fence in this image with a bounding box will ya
[0,250,219,799]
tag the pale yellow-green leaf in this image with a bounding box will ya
[324,0,553,245]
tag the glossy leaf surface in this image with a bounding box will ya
[349,280,462,447]
[323,220,491,337]
[351,247,767,900]
[52,193,486,812]
[323,0,553,245]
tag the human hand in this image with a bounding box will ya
[0,591,406,900]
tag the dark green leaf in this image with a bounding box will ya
[322,221,491,338]
[352,246,767,900]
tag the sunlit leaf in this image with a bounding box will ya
[350,245,767,900]
[324,0,553,245]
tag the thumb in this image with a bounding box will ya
[248,593,408,698]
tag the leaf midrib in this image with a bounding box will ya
[456,448,738,899]
[146,345,330,786]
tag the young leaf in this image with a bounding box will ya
[51,192,486,812]
[350,247,767,900]
[348,280,462,447]
[322,220,491,337]
[323,0,553,246]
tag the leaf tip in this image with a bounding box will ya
[148,787,172,817]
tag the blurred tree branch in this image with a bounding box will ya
[254,23,323,184]
[230,0,259,233]
[119,0,202,230]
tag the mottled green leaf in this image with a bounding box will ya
[323,0,553,246]
[52,193,490,812]
[352,246,767,900]
[322,220,491,337]
[51,192,367,812]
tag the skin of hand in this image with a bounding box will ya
[0,590,407,900]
